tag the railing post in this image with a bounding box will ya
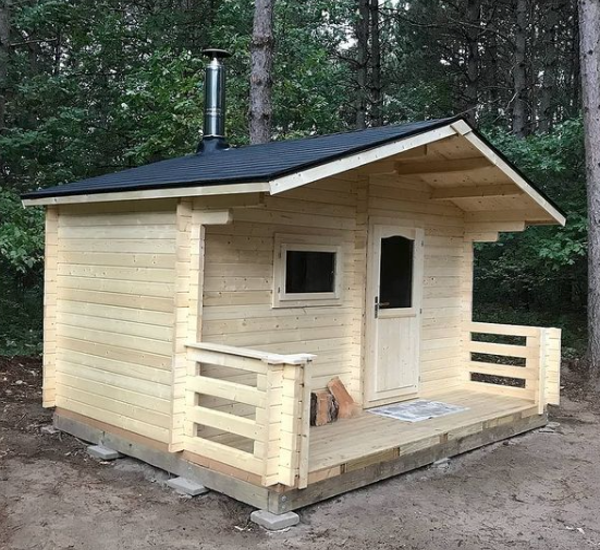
[280,360,312,488]
[542,327,562,407]
[185,342,313,488]
[297,362,312,489]
[261,358,312,488]
[536,328,548,414]
[261,364,284,486]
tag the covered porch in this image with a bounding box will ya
[308,387,538,480]
[179,320,561,510]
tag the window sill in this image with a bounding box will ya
[272,296,344,309]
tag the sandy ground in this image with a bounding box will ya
[1,357,600,550]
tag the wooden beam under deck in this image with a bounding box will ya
[270,409,546,514]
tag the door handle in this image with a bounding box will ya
[374,297,391,317]
[375,298,391,318]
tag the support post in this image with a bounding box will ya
[172,205,233,452]
[43,206,59,408]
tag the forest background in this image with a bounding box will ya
[0,0,587,360]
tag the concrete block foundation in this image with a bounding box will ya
[250,510,300,530]
[166,477,209,496]
[87,445,122,461]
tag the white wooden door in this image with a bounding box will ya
[365,224,424,406]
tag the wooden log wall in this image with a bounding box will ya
[201,177,360,397]
[42,207,59,407]
[201,172,469,401]
[53,200,178,444]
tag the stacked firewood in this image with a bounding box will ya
[309,376,358,426]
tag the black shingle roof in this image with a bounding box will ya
[22,117,460,199]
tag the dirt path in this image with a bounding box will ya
[2,357,600,549]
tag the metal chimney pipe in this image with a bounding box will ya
[198,48,231,154]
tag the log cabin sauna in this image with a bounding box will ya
[22,50,564,519]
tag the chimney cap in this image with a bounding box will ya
[202,48,231,59]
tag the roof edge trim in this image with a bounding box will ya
[268,123,459,195]
[22,181,270,207]
[450,120,566,226]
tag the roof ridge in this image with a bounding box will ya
[231,116,458,152]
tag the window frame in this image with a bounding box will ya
[273,234,343,308]
[378,234,414,311]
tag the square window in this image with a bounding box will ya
[273,235,343,308]
[285,250,336,294]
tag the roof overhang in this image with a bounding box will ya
[21,118,566,227]
[450,120,565,226]
[22,181,270,207]
[267,119,565,226]
[267,123,458,194]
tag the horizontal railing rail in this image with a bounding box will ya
[465,322,561,412]
[184,342,314,488]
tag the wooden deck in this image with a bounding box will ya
[308,388,538,476]
[54,388,546,514]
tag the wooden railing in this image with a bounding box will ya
[184,342,314,488]
[465,322,561,413]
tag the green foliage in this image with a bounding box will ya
[0,292,44,357]
[116,50,206,163]
[0,192,44,357]
[474,120,587,340]
[0,191,44,273]
[0,0,589,356]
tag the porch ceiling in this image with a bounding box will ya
[360,132,561,226]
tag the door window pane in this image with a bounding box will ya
[379,236,413,308]
[285,251,336,294]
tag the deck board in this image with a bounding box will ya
[309,388,536,472]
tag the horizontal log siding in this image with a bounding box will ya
[201,178,360,395]
[54,201,178,444]
[201,174,467,401]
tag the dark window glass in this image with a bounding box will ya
[285,251,336,294]
[379,236,413,308]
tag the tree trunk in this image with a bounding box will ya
[0,0,10,132]
[369,0,382,126]
[464,0,481,124]
[539,0,559,132]
[249,0,275,144]
[527,5,538,127]
[484,3,501,121]
[512,0,529,137]
[579,0,600,384]
[355,0,369,129]
[571,4,581,118]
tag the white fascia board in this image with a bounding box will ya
[450,120,566,226]
[21,181,271,207]
[268,125,458,195]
